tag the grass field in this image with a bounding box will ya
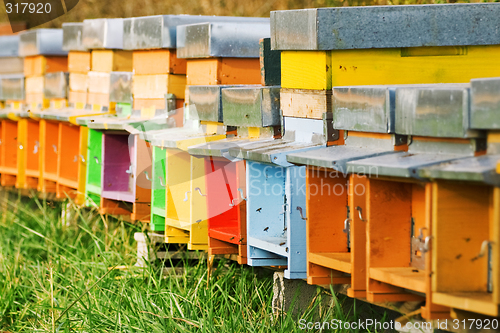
[0,191,390,332]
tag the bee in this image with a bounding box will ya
[229,237,235,240]
[285,247,289,253]
[256,208,262,213]
[283,227,287,231]
[196,219,202,223]
[263,227,269,232]
[279,242,286,246]
[239,238,244,243]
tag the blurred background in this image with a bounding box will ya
[0,0,495,30]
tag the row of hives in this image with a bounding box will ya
[1,3,500,322]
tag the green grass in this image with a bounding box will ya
[0,191,387,332]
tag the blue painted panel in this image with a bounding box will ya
[245,161,308,279]
[285,166,307,279]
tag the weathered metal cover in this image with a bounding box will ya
[222,86,280,127]
[0,74,24,100]
[395,84,474,138]
[271,4,500,50]
[44,72,68,99]
[332,86,395,133]
[228,117,325,166]
[82,18,124,49]
[470,77,500,129]
[0,35,19,57]
[0,58,24,74]
[123,15,269,50]
[177,22,270,58]
[188,85,229,122]
[419,154,500,185]
[347,152,469,179]
[286,145,397,171]
[188,138,272,158]
[109,72,133,103]
[19,29,67,57]
[62,22,87,51]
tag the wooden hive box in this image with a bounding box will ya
[286,86,406,297]
[415,78,500,318]
[345,85,483,318]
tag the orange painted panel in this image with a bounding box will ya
[186,58,260,85]
[68,51,91,73]
[24,56,68,77]
[133,49,186,75]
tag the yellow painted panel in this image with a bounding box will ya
[331,45,500,86]
[282,45,500,89]
[165,149,191,232]
[281,51,332,90]
[189,155,208,246]
[248,127,261,138]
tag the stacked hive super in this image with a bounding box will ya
[0,34,24,187]
[32,23,106,204]
[64,22,90,110]
[80,18,140,216]
[20,29,67,111]
[186,37,282,264]
[82,19,132,112]
[16,29,67,190]
[274,3,500,318]
[141,17,270,250]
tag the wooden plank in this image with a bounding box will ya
[69,91,87,105]
[369,267,426,294]
[69,73,88,92]
[87,92,110,107]
[91,50,132,72]
[306,166,348,254]
[281,51,332,90]
[133,49,186,75]
[433,292,498,317]
[25,76,44,94]
[367,178,412,268]
[432,181,491,293]
[282,45,500,89]
[349,174,368,295]
[280,88,331,119]
[133,98,165,111]
[422,183,450,320]
[133,74,186,99]
[24,56,68,77]
[186,58,260,86]
[38,120,59,194]
[308,252,352,273]
[87,72,110,94]
[189,154,210,248]
[68,51,91,73]
[76,126,88,205]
